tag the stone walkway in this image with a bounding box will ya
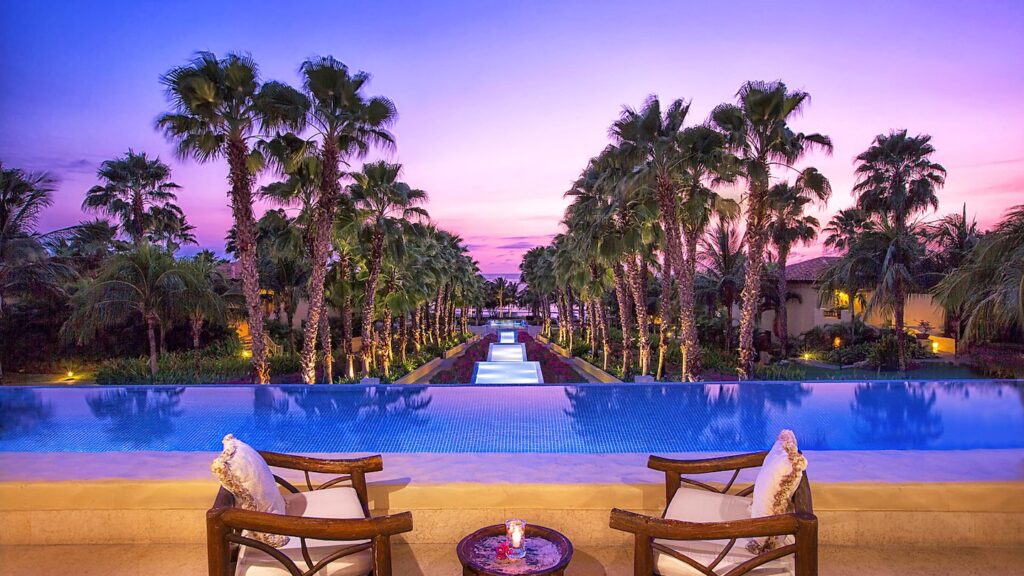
[2,543,1021,575]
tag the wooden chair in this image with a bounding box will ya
[208,453,413,576]
[610,452,817,576]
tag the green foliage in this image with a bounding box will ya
[753,364,806,381]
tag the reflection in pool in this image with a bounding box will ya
[0,381,1021,452]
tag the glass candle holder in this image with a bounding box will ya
[505,519,527,560]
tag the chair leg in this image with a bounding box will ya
[633,535,654,575]
[206,513,232,576]
[373,535,393,575]
[794,514,818,576]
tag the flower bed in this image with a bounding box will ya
[520,331,586,383]
[430,334,497,383]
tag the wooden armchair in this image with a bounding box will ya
[208,453,413,576]
[610,452,817,576]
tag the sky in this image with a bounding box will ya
[1,0,1022,274]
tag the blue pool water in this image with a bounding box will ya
[1,381,1022,453]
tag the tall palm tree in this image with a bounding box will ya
[823,207,868,253]
[179,254,231,378]
[83,150,181,245]
[766,174,831,351]
[935,204,1024,342]
[674,126,740,379]
[63,244,191,379]
[711,81,832,378]
[0,164,72,383]
[850,130,945,369]
[697,219,745,349]
[350,161,428,374]
[156,51,305,383]
[146,203,196,253]
[290,56,397,384]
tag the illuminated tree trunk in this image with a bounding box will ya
[613,263,634,376]
[587,299,597,357]
[894,282,908,372]
[146,312,159,381]
[625,255,650,376]
[656,250,672,381]
[413,306,423,353]
[381,307,393,363]
[300,139,341,384]
[596,298,611,371]
[190,314,203,381]
[738,229,768,379]
[776,247,791,353]
[359,230,384,375]
[679,233,702,381]
[227,136,269,383]
[399,313,408,364]
[319,310,333,384]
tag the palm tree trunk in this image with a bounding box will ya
[286,305,296,355]
[413,306,423,353]
[360,230,385,375]
[776,249,790,353]
[588,299,597,357]
[146,312,159,381]
[625,255,650,376]
[657,250,672,381]
[678,234,702,381]
[158,320,167,356]
[131,191,145,246]
[399,314,408,364]
[191,315,203,381]
[299,140,341,384]
[613,263,634,376]
[319,310,333,384]
[227,135,269,384]
[382,307,394,363]
[737,228,768,379]
[895,284,908,372]
[433,287,443,345]
[597,298,611,371]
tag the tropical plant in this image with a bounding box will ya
[842,130,946,370]
[0,164,73,382]
[935,204,1024,342]
[287,56,397,384]
[711,81,832,378]
[350,161,428,373]
[63,244,192,379]
[696,219,745,349]
[157,51,305,383]
[766,175,831,351]
[83,150,182,245]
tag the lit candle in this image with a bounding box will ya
[505,519,526,558]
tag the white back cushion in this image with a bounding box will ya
[748,429,807,553]
[211,434,289,547]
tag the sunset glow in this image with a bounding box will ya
[1,0,1022,272]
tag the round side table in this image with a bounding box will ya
[456,523,573,576]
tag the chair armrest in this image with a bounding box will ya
[648,452,768,475]
[209,507,413,540]
[259,452,384,475]
[609,508,813,541]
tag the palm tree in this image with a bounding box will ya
[83,150,181,245]
[350,161,428,374]
[179,254,231,378]
[146,203,196,253]
[253,210,308,355]
[291,56,397,384]
[767,174,831,351]
[0,164,72,383]
[157,51,305,383]
[850,130,946,369]
[63,244,191,379]
[935,205,1024,342]
[823,207,868,253]
[711,81,832,378]
[697,219,745,349]
[674,126,740,379]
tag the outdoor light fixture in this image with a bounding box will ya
[833,336,841,348]
[66,371,74,379]
[932,340,940,353]
[802,352,811,360]
[505,519,527,560]
[241,350,252,359]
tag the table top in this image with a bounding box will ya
[456,524,573,576]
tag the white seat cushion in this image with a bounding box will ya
[653,488,794,576]
[235,487,373,576]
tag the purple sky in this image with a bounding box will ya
[2,1,1022,273]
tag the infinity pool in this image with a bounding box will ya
[1,381,1022,452]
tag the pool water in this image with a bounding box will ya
[1,381,1021,453]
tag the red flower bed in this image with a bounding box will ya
[429,334,496,384]
[519,331,586,384]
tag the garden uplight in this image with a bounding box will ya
[833,336,841,348]
[66,371,74,379]
[932,340,939,353]
[240,350,252,359]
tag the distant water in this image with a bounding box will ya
[483,273,521,284]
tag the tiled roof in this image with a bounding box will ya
[785,256,839,283]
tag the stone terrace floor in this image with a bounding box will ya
[2,543,1022,575]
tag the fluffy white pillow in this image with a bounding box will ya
[747,429,807,553]
[211,434,289,547]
